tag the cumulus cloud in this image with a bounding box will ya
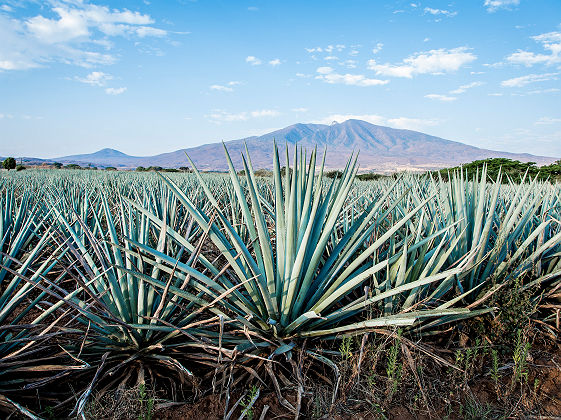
[210,81,241,92]
[501,72,559,87]
[424,7,457,17]
[484,0,520,12]
[206,109,280,123]
[0,2,169,71]
[368,47,476,78]
[371,43,384,54]
[75,71,113,86]
[210,84,232,92]
[424,93,457,101]
[340,59,357,68]
[292,107,308,112]
[507,31,561,67]
[269,58,281,66]
[306,44,346,54]
[105,87,126,95]
[246,55,262,65]
[315,66,389,86]
[312,114,439,131]
[24,5,160,43]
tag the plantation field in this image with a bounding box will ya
[1,147,561,419]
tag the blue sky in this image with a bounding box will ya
[1,0,560,158]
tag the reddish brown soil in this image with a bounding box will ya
[155,393,291,420]
[155,353,561,420]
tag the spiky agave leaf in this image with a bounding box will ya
[127,144,478,356]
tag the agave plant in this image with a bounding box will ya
[0,188,85,417]
[426,168,561,299]
[118,145,480,357]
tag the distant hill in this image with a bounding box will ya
[16,120,560,172]
[56,148,144,167]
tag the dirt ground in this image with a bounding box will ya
[154,346,561,420]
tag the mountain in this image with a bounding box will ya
[48,120,557,172]
[56,148,143,167]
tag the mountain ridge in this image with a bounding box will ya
[12,120,558,172]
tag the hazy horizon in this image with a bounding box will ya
[1,0,560,159]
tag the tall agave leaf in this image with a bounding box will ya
[127,144,475,356]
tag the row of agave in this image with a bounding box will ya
[0,145,560,417]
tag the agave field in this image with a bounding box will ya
[1,145,561,418]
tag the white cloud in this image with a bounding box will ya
[387,117,440,130]
[368,47,476,78]
[340,59,357,68]
[246,56,262,65]
[484,0,520,12]
[312,114,439,131]
[535,117,561,125]
[316,66,333,75]
[210,81,240,92]
[105,87,126,95]
[315,66,388,87]
[135,26,167,37]
[23,5,162,44]
[251,110,280,117]
[424,7,457,17]
[507,31,561,67]
[292,107,308,112]
[210,84,233,92]
[449,81,485,94]
[269,58,281,66]
[488,93,504,96]
[306,44,346,54]
[324,55,338,61]
[1,5,12,12]
[372,43,384,54]
[501,72,559,87]
[75,71,112,86]
[424,93,457,101]
[527,88,560,94]
[327,44,345,53]
[0,3,168,71]
[206,109,280,123]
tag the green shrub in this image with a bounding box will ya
[2,157,16,170]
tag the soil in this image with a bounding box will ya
[155,393,292,420]
[154,349,561,420]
